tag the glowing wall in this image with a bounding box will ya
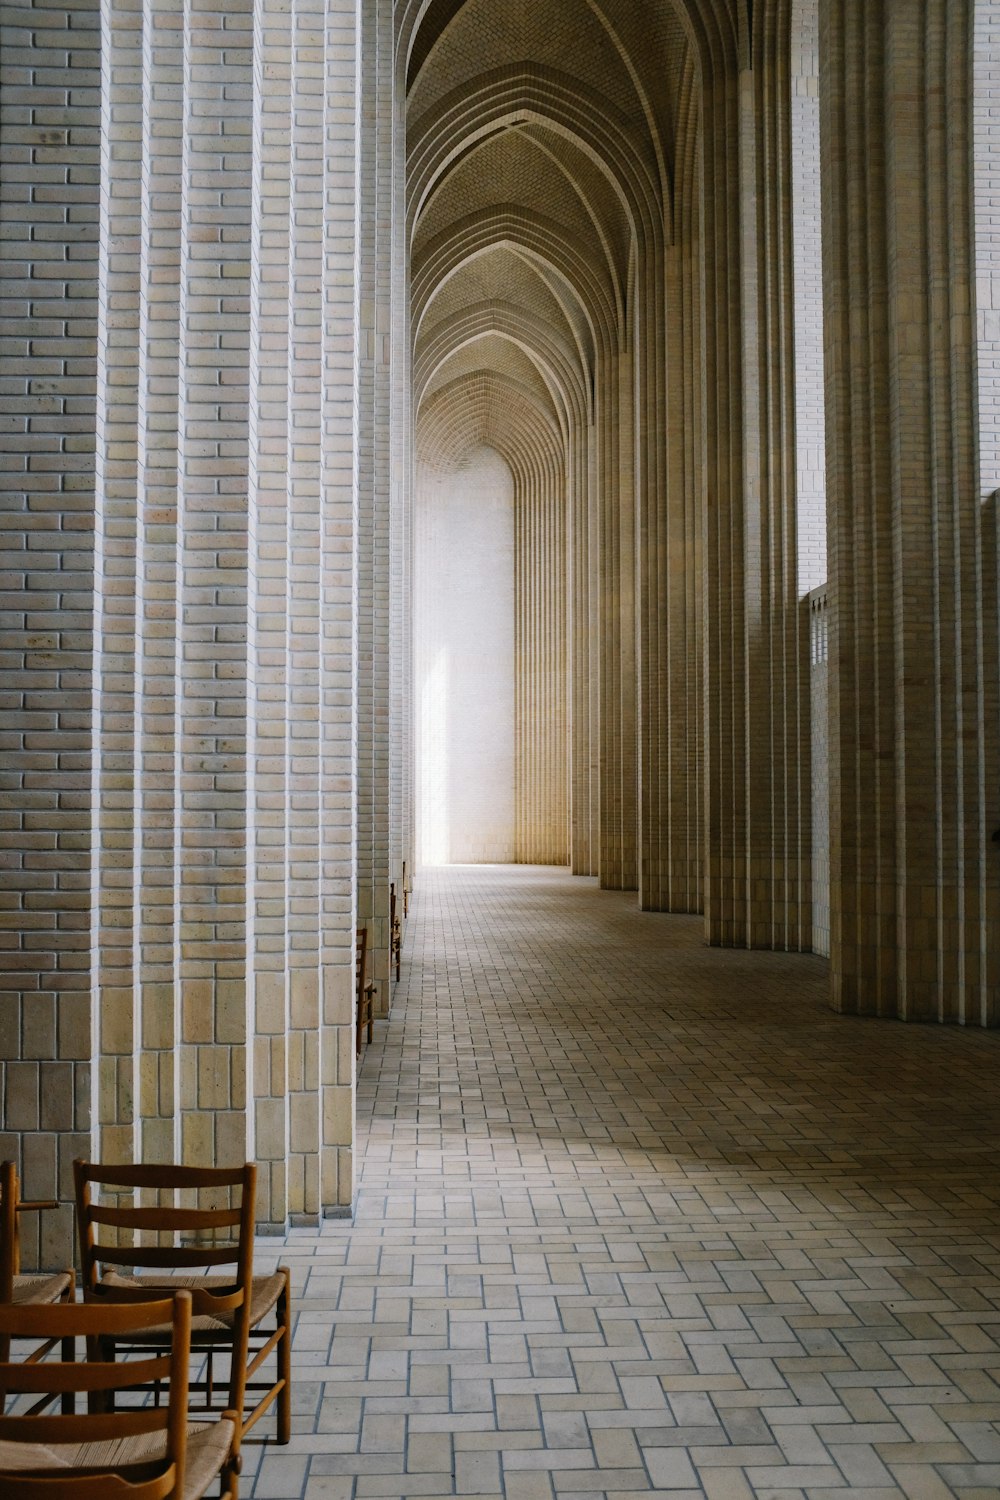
[415,446,516,865]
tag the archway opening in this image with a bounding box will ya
[415,444,516,865]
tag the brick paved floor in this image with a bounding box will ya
[250,864,1000,1500]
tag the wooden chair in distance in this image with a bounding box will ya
[389,884,402,983]
[0,1160,74,1369]
[0,1291,239,1500]
[73,1160,291,1445]
[356,926,376,1055]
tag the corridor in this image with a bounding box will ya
[253,867,1000,1500]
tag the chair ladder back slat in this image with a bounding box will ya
[88,1205,242,1232]
[1,1465,178,1500]
[75,1163,254,1191]
[2,1351,173,1396]
[89,1244,240,1270]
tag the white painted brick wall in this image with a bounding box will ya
[415,448,516,865]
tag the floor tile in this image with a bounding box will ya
[251,865,1000,1500]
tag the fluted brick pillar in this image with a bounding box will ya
[635,63,703,915]
[78,0,365,1227]
[699,13,810,951]
[0,0,100,1264]
[822,0,1000,1022]
[569,422,597,875]
[390,6,411,916]
[598,351,638,891]
[248,0,292,1230]
[356,0,394,1016]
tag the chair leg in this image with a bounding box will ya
[277,1266,291,1444]
[61,1272,76,1414]
[87,1335,115,1413]
[61,1334,75,1414]
[221,1422,242,1500]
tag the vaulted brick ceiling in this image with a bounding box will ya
[407,0,696,472]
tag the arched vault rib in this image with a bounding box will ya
[418,370,564,481]
[414,125,631,316]
[423,335,571,450]
[411,206,620,355]
[407,66,664,248]
[415,301,592,429]
[398,0,750,120]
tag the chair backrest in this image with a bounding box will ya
[356,926,368,997]
[73,1161,256,1322]
[0,1293,192,1500]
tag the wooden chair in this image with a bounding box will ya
[389,884,402,983]
[73,1161,291,1445]
[355,926,376,1055]
[402,861,409,918]
[0,1161,74,1368]
[0,1291,239,1500]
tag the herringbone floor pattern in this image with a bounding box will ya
[250,865,1000,1500]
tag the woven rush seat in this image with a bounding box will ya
[12,1271,73,1307]
[100,1272,285,1336]
[0,1417,235,1500]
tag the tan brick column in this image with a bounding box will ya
[0,0,100,1262]
[248,0,291,1231]
[697,12,810,951]
[92,0,142,1170]
[285,0,326,1220]
[80,0,363,1222]
[598,351,638,892]
[821,0,1000,1022]
[515,439,568,866]
[318,0,362,1210]
[356,0,394,1015]
[634,69,704,916]
[390,12,411,913]
[569,421,597,876]
[135,0,185,1170]
[174,0,254,1174]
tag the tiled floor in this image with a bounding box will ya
[249,864,1000,1500]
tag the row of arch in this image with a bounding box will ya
[400,0,807,933]
[373,0,1000,1025]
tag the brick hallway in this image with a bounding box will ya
[251,866,1000,1500]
